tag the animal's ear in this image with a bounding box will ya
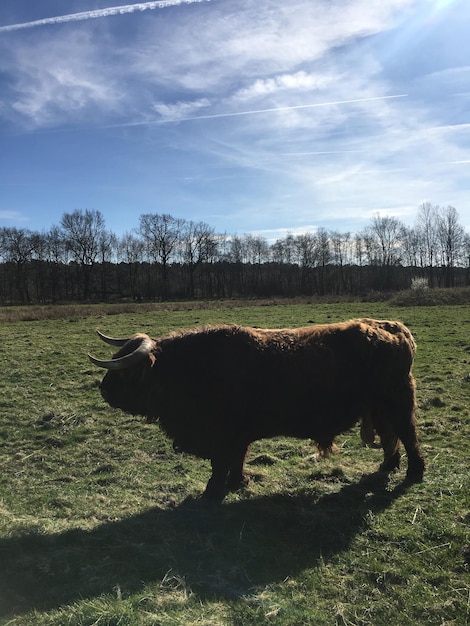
[148,353,156,367]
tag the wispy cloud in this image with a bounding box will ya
[152,98,211,121]
[0,0,210,33]
[1,31,123,128]
[233,71,334,102]
[0,211,28,222]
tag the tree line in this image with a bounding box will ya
[0,203,469,304]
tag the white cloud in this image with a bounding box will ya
[1,31,122,128]
[251,225,320,242]
[128,0,415,93]
[152,98,211,121]
[233,71,335,103]
[0,211,28,222]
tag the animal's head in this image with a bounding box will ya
[88,330,158,416]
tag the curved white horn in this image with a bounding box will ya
[96,330,130,347]
[88,335,154,370]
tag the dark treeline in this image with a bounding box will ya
[0,203,469,304]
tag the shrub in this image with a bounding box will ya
[410,277,429,291]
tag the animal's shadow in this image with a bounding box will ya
[0,474,411,618]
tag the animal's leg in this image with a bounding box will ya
[203,456,230,501]
[393,418,425,482]
[360,414,376,445]
[226,444,250,491]
[379,433,401,472]
[373,391,425,481]
[372,417,401,472]
[386,376,425,482]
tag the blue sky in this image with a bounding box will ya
[1,0,469,241]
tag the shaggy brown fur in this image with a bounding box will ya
[356,318,417,449]
[92,319,425,500]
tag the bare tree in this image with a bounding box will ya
[370,214,406,289]
[371,214,405,267]
[295,233,318,268]
[316,228,331,266]
[271,233,297,294]
[401,226,420,270]
[294,232,318,293]
[246,234,270,264]
[331,230,352,292]
[45,226,68,264]
[437,206,465,287]
[180,220,218,297]
[226,235,246,264]
[272,233,296,265]
[415,202,439,286]
[61,209,107,299]
[44,226,68,301]
[139,213,185,299]
[463,233,470,285]
[315,228,332,294]
[357,227,379,266]
[98,230,117,301]
[117,232,145,299]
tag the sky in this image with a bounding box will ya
[0,0,469,242]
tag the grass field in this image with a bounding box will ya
[0,300,468,625]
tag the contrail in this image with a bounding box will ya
[120,94,408,127]
[170,94,409,122]
[0,0,210,33]
[280,150,366,156]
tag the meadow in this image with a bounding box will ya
[0,300,468,625]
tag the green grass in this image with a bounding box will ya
[0,301,469,625]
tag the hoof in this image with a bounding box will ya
[379,463,400,474]
[379,453,401,473]
[201,486,225,502]
[226,474,249,492]
[405,469,424,483]
[406,458,425,483]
